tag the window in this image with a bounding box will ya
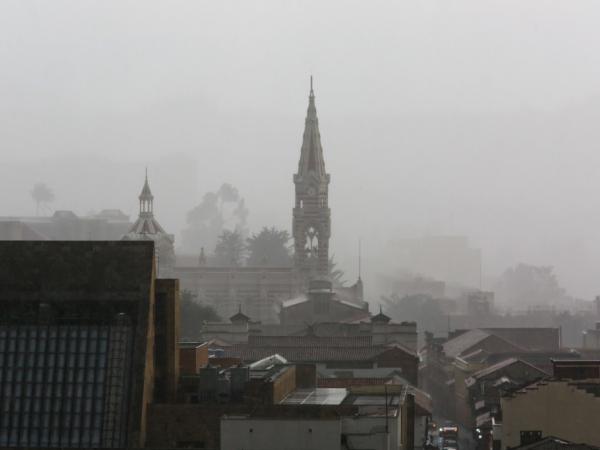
[0,324,132,448]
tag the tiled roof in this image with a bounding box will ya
[125,215,171,239]
[483,327,560,351]
[443,329,491,358]
[512,436,600,450]
[248,335,373,347]
[223,345,386,362]
[443,329,525,359]
[465,358,547,387]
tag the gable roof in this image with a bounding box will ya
[465,358,548,387]
[443,329,491,358]
[371,305,391,323]
[482,327,561,351]
[224,341,416,364]
[443,329,525,359]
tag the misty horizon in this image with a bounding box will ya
[2,1,600,301]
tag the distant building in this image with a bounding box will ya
[174,81,363,322]
[583,323,600,350]
[148,353,419,450]
[0,209,131,241]
[502,377,600,449]
[459,358,548,447]
[175,265,302,322]
[122,171,175,277]
[467,291,495,316]
[199,306,419,351]
[377,274,446,299]
[420,327,561,420]
[388,235,482,289]
[0,240,179,448]
[280,279,369,325]
[222,334,419,385]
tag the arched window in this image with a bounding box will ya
[304,226,319,258]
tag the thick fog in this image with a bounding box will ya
[2,1,600,301]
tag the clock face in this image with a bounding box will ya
[307,187,316,196]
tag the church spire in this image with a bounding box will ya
[139,168,154,216]
[297,76,327,178]
[293,77,331,281]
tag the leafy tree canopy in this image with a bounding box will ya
[182,183,249,255]
[213,229,247,266]
[247,227,292,267]
[179,290,221,340]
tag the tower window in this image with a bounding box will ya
[305,226,319,258]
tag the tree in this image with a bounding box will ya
[246,227,292,267]
[182,183,249,254]
[214,229,247,266]
[495,263,568,307]
[30,182,54,216]
[179,290,221,340]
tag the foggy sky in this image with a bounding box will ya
[2,1,600,300]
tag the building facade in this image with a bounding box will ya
[174,81,363,322]
[0,240,179,448]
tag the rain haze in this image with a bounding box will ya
[2,0,600,302]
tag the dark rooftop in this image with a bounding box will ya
[0,240,155,302]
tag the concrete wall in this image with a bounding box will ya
[221,417,342,450]
[501,380,600,449]
[342,415,398,450]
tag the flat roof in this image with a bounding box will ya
[280,388,347,406]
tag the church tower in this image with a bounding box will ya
[123,170,175,277]
[293,77,331,280]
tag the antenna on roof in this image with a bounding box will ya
[358,238,362,281]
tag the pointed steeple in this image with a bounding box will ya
[139,168,154,216]
[371,305,391,324]
[126,170,170,237]
[293,77,332,281]
[297,76,327,178]
[230,304,250,324]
